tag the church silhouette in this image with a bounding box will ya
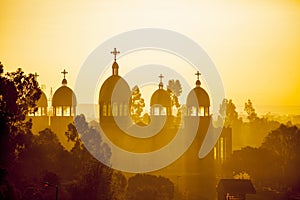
[27,48,232,200]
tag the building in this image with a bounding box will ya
[217,179,256,200]
[27,69,77,150]
[97,48,232,200]
[28,48,233,199]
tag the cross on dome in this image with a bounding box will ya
[61,69,68,79]
[195,71,201,80]
[111,48,120,62]
[61,69,68,85]
[159,74,164,82]
[158,74,164,89]
[195,71,201,87]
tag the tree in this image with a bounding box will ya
[167,79,182,109]
[14,128,69,180]
[244,99,258,122]
[167,79,182,97]
[126,174,174,200]
[224,124,300,192]
[0,168,17,200]
[223,146,277,186]
[261,124,300,190]
[130,85,145,123]
[218,98,239,128]
[64,114,114,200]
[0,62,41,167]
[111,171,127,200]
[71,160,113,200]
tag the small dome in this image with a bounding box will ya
[150,89,171,107]
[62,78,67,85]
[37,92,48,107]
[186,87,210,107]
[112,61,119,69]
[99,75,131,103]
[52,86,77,106]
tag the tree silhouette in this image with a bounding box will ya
[218,98,239,128]
[167,79,182,97]
[261,124,300,190]
[0,168,17,200]
[0,62,41,168]
[244,99,258,122]
[126,174,174,200]
[111,171,127,200]
[224,124,300,194]
[167,79,182,109]
[130,85,145,123]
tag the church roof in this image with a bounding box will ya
[186,86,210,107]
[52,86,77,106]
[99,75,131,103]
[217,179,256,194]
[187,72,210,107]
[150,88,171,107]
[99,48,131,104]
[37,91,48,107]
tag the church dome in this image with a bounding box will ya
[52,86,77,106]
[99,75,131,103]
[150,74,171,108]
[186,85,210,107]
[37,91,48,107]
[187,71,210,107]
[150,88,171,107]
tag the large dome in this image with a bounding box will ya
[186,87,210,107]
[37,92,48,107]
[52,86,77,106]
[150,88,171,107]
[99,75,131,103]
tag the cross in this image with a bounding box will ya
[110,48,120,61]
[61,69,68,79]
[34,72,39,80]
[195,71,201,80]
[159,74,164,82]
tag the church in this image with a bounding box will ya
[97,48,232,200]
[27,69,77,150]
[27,48,232,200]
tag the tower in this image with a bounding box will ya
[51,69,77,150]
[26,72,49,133]
[52,69,77,117]
[183,71,215,200]
[99,48,131,127]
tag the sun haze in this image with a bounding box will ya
[1,0,299,115]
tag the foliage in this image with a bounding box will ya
[130,85,145,123]
[0,168,17,200]
[217,98,239,128]
[244,99,258,122]
[167,79,182,97]
[126,174,174,200]
[261,124,300,190]
[0,62,41,167]
[65,114,113,200]
[0,63,114,199]
[111,172,127,200]
[224,124,300,192]
[167,79,182,109]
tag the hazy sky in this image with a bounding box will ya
[1,0,300,114]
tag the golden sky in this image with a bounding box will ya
[1,0,300,114]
